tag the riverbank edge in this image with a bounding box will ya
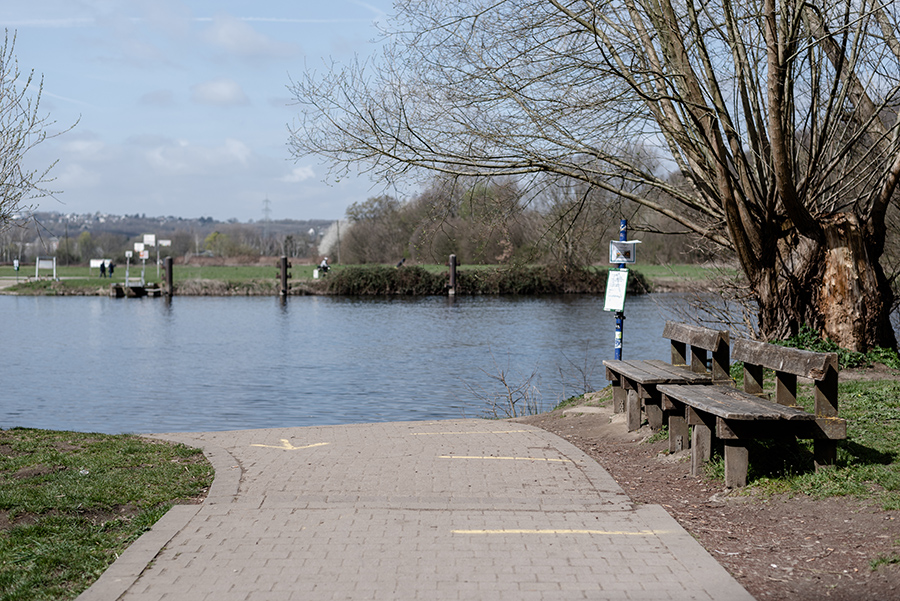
[0,270,711,297]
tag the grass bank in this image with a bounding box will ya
[0,429,213,600]
[1,263,654,296]
[694,377,900,510]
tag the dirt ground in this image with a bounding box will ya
[514,383,900,600]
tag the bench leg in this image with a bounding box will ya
[613,385,626,413]
[645,401,664,431]
[814,440,837,468]
[724,442,749,488]
[669,414,689,453]
[626,389,641,431]
[691,424,712,476]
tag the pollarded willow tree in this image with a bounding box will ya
[0,31,61,230]
[289,0,900,350]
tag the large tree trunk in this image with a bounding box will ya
[756,214,896,351]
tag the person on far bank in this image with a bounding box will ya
[319,257,330,274]
[99,261,106,278]
[108,261,115,278]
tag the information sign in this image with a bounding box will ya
[609,240,640,264]
[604,269,629,312]
[143,234,156,246]
[134,243,145,252]
[139,250,150,260]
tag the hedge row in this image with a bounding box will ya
[323,265,649,296]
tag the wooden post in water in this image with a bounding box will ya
[164,256,174,296]
[279,256,291,296]
[448,254,457,295]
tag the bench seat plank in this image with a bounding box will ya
[603,359,714,385]
[657,384,816,421]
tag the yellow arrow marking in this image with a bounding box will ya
[439,455,572,463]
[251,440,330,451]
[452,529,671,536]
[411,430,531,435]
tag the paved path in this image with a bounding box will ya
[77,420,754,600]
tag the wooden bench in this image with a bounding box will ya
[657,339,847,488]
[603,321,731,433]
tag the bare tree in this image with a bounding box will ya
[0,31,64,230]
[289,0,900,350]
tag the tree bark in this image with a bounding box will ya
[756,213,896,351]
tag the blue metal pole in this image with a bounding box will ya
[614,219,627,360]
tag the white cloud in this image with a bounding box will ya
[145,138,252,175]
[55,163,102,188]
[139,89,177,107]
[190,79,250,106]
[201,14,299,59]
[61,138,107,160]
[281,165,316,183]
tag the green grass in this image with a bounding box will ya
[706,379,900,509]
[0,429,213,600]
[624,264,740,281]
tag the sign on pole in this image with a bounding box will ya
[604,269,629,312]
[609,240,640,264]
[143,234,156,246]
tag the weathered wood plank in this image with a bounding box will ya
[733,338,838,379]
[663,321,729,351]
[657,384,816,421]
[603,360,713,385]
[724,442,749,488]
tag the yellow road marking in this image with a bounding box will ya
[452,529,671,536]
[439,455,572,463]
[251,439,330,451]
[411,430,531,435]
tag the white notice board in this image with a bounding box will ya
[604,269,629,312]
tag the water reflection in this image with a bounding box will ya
[3,294,707,434]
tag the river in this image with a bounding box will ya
[3,293,712,433]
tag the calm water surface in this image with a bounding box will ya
[3,294,690,433]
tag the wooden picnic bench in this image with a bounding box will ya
[658,338,847,488]
[603,321,731,433]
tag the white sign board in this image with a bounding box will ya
[125,251,133,258]
[159,239,172,247]
[604,269,629,312]
[143,234,156,246]
[134,242,145,252]
[90,259,105,268]
[609,240,640,264]
[139,250,150,260]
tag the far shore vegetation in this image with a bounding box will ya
[0,261,716,297]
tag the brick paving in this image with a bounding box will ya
[77,420,754,600]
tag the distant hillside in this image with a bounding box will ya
[28,212,335,240]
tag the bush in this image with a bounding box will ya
[324,264,649,296]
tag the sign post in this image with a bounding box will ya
[605,219,639,360]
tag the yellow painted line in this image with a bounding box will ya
[452,529,671,536]
[439,455,572,463]
[411,430,531,435]
[251,439,330,451]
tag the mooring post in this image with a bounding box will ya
[164,256,174,296]
[614,219,627,360]
[448,254,457,296]
[279,256,291,296]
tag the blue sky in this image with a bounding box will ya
[4,0,392,222]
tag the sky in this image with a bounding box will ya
[4,0,393,222]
